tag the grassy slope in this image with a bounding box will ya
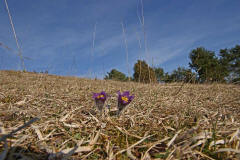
[0,70,240,159]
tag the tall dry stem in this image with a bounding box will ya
[89,22,97,79]
[4,0,25,71]
[135,32,142,82]
[137,0,151,83]
[121,22,130,81]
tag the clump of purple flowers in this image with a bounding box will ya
[117,91,134,115]
[92,90,134,115]
[92,91,107,113]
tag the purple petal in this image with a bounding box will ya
[117,91,121,96]
[117,91,122,99]
[122,91,130,97]
[129,95,134,101]
[92,93,99,99]
[100,91,106,96]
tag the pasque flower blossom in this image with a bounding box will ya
[92,91,107,113]
[117,91,134,115]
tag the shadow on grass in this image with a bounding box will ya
[3,146,49,160]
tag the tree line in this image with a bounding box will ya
[104,44,240,83]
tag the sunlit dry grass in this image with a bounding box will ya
[0,70,240,159]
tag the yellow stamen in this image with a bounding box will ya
[121,96,128,102]
[97,95,104,99]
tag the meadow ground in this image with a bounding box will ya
[0,70,240,160]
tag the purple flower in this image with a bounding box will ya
[117,91,134,114]
[93,91,107,112]
[93,91,107,101]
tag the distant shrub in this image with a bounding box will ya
[166,67,197,83]
[104,69,127,81]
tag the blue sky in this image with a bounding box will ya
[0,0,240,79]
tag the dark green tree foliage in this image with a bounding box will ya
[169,67,197,83]
[189,47,225,82]
[154,67,164,82]
[133,60,157,83]
[220,45,240,82]
[162,72,172,83]
[104,69,127,81]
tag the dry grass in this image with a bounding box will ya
[0,70,240,160]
